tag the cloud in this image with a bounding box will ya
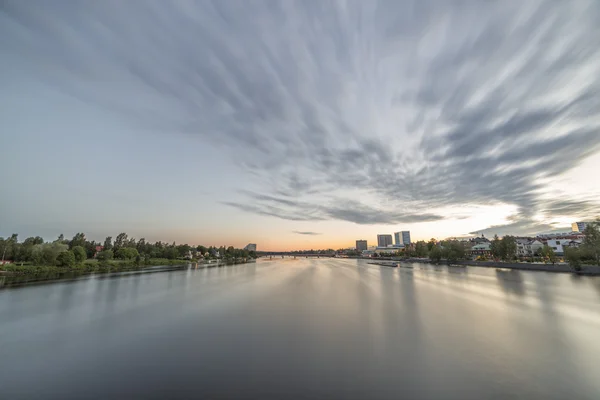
[292,231,321,236]
[3,1,600,229]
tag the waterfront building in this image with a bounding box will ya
[402,231,411,245]
[244,243,257,252]
[469,243,492,258]
[516,238,544,257]
[356,240,368,252]
[394,231,411,246]
[377,234,393,248]
[375,247,399,254]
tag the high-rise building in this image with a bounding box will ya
[244,243,257,251]
[402,231,411,245]
[377,234,393,248]
[394,231,411,245]
[572,222,588,232]
[356,240,368,251]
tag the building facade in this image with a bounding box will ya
[356,240,368,252]
[244,243,257,252]
[377,234,393,248]
[469,243,492,258]
[402,231,411,245]
[572,222,588,232]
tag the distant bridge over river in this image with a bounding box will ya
[257,252,336,258]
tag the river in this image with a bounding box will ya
[1,258,600,399]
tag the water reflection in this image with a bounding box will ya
[495,269,526,296]
[1,259,600,399]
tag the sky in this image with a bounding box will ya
[1,1,600,251]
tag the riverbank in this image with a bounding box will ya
[0,257,256,276]
[395,257,600,275]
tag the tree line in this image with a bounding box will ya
[564,220,600,270]
[0,232,256,268]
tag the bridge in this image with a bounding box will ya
[257,252,336,258]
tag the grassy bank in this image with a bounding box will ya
[0,258,191,276]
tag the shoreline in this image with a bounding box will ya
[0,258,256,277]
[397,258,600,276]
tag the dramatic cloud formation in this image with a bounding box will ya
[2,0,600,239]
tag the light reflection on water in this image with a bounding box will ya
[1,259,600,399]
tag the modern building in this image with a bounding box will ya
[377,234,393,248]
[402,231,411,245]
[356,240,368,252]
[572,222,588,232]
[394,231,411,246]
[244,243,257,252]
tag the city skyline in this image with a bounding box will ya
[2,1,600,251]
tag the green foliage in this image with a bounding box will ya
[429,246,443,263]
[540,245,557,264]
[72,246,87,263]
[500,236,517,261]
[583,220,600,265]
[0,229,256,274]
[113,233,128,251]
[97,250,114,261]
[56,250,76,267]
[564,247,582,271]
[444,241,465,263]
[69,233,86,249]
[31,242,68,266]
[427,238,437,252]
[415,241,429,257]
[103,236,113,251]
[490,235,501,259]
[490,235,517,261]
[116,247,139,260]
[0,234,19,261]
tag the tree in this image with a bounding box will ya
[137,238,146,253]
[56,250,76,267]
[583,220,600,265]
[429,246,443,263]
[103,236,113,251]
[541,245,557,265]
[427,238,437,252]
[565,247,582,271]
[500,235,517,261]
[72,246,87,263]
[1,234,18,262]
[113,233,128,251]
[415,241,428,258]
[490,235,502,260]
[69,233,86,249]
[116,247,139,260]
[97,250,114,261]
[445,241,465,263]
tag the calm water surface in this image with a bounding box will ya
[1,259,600,399]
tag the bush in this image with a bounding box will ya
[97,250,114,261]
[116,247,139,260]
[56,250,76,267]
[72,246,87,263]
